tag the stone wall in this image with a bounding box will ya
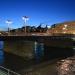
[4,40,35,60]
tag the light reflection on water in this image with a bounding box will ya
[34,41,44,61]
[0,50,4,64]
[0,41,4,65]
[56,57,75,75]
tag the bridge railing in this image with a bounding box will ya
[0,65,21,75]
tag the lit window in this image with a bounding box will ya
[62,27,66,30]
[64,24,67,28]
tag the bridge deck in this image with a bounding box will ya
[0,34,74,41]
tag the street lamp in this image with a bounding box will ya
[22,16,29,34]
[6,20,12,35]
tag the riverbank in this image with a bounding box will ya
[0,51,72,75]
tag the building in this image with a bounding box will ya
[47,21,75,35]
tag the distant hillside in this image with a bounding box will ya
[47,21,75,34]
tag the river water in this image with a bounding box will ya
[0,41,75,75]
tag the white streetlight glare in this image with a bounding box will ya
[22,16,29,22]
[6,20,12,35]
[6,20,12,27]
[6,20,12,24]
[47,25,51,29]
[22,16,29,34]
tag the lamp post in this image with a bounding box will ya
[22,16,29,34]
[6,20,12,35]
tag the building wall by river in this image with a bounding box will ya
[3,39,74,61]
[4,40,44,60]
[4,40,35,60]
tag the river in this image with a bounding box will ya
[0,41,74,75]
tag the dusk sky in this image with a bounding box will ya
[0,0,75,30]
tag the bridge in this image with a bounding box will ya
[0,33,74,47]
[0,33,74,61]
[0,33,75,48]
[0,33,74,75]
[0,33,75,41]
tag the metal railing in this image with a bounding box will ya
[0,65,21,75]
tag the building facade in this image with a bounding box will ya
[47,21,75,35]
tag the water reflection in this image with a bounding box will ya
[0,50,4,64]
[0,41,4,49]
[56,57,75,75]
[0,41,4,65]
[34,41,44,61]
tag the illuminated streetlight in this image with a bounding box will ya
[22,16,29,34]
[47,25,51,29]
[6,20,12,35]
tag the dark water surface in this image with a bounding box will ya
[1,52,74,75]
[0,41,74,75]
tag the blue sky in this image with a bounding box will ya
[0,0,75,30]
